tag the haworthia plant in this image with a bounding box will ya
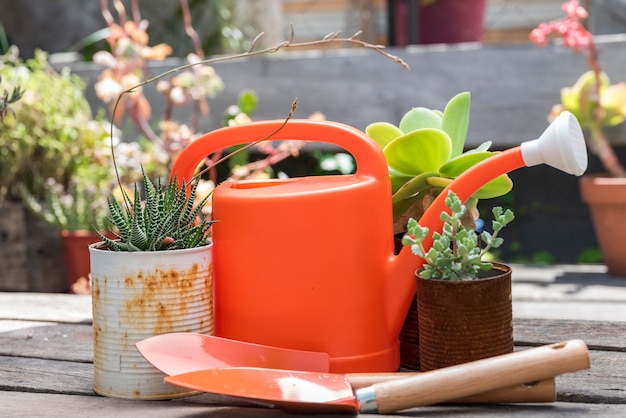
[97,169,212,251]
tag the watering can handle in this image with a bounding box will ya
[170,119,389,185]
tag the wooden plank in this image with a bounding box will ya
[0,319,59,333]
[2,390,626,418]
[0,293,91,323]
[2,320,622,364]
[0,348,623,404]
[514,319,626,351]
[558,350,626,404]
[0,323,92,362]
[0,356,94,396]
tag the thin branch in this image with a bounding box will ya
[191,98,299,182]
[108,29,409,191]
[180,0,204,58]
[113,0,127,25]
[119,28,409,99]
[131,0,142,24]
[101,0,114,27]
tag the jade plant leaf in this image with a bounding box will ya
[426,174,512,199]
[471,175,513,199]
[399,107,442,133]
[384,129,452,175]
[439,151,513,198]
[393,171,440,202]
[391,171,439,219]
[388,168,414,194]
[441,92,470,159]
[439,151,498,177]
[365,122,404,149]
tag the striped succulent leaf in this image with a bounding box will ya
[97,168,212,251]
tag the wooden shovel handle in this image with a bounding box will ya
[357,339,590,414]
[346,374,555,403]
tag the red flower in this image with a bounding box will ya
[529,0,592,54]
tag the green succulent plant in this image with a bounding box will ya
[0,48,112,206]
[97,170,212,251]
[365,92,513,232]
[402,190,515,281]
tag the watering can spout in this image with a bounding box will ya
[520,111,588,176]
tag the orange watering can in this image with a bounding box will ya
[171,113,586,373]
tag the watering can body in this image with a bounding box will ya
[171,120,414,372]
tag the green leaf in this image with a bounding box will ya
[388,169,414,194]
[237,89,258,116]
[384,129,452,175]
[399,107,443,133]
[439,151,496,177]
[365,122,403,149]
[441,92,470,158]
[438,152,513,199]
[392,171,438,203]
[472,175,513,199]
[425,176,452,189]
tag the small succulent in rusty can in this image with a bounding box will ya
[402,190,514,280]
[97,168,212,251]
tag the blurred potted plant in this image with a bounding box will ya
[530,0,626,275]
[20,174,113,293]
[402,190,515,371]
[0,47,110,206]
[366,92,513,368]
[0,46,115,292]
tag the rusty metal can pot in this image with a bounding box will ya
[416,262,514,372]
[89,243,213,399]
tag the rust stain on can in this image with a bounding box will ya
[121,262,204,335]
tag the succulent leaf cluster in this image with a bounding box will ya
[98,170,212,251]
[366,92,513,230]
[402,191,514,281]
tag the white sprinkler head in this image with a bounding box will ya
[520,111,588,176]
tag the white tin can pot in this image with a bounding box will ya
[89,243,213,399]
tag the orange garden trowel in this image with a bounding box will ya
[136,333,330,374]
[138,335,589,409]
[136,333,556,402]
[164,339,590,414]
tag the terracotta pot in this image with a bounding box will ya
[60,230,103,292]
[416,262,514,372]
[89,243,213,399]
[580,175,626,276]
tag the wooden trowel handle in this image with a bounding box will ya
[358,339,590,414]
[346,374,555,403]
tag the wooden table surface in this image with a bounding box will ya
[1,290,625,417]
